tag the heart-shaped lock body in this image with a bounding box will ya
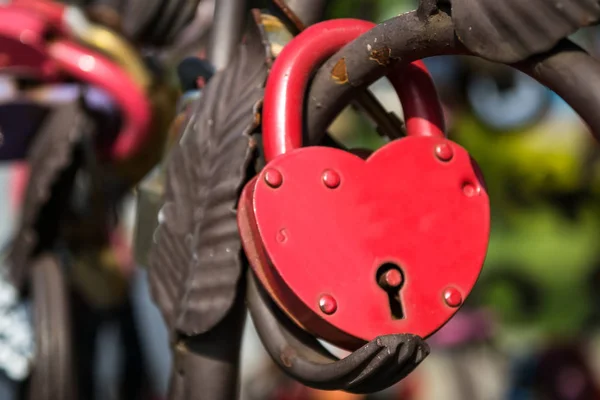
[239,136,489,350]
[238,19,490,350]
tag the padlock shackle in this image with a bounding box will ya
[47,40,151,160]
[262,19,445,163]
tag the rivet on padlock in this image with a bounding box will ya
[238,19,490,351]
[322,170,341,189]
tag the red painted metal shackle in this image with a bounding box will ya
[0,1,150,161]
[262,18,445,163]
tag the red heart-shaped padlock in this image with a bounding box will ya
[239,136,489,350]
[238,18,490,351]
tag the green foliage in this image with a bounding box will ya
[326,0,417,21]
[451,111,600,347]
[375,0,417,21]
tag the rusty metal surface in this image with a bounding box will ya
[451,0,600,63]
[267,1,406,142]
[149,16,269,336]
[247,273,429,393]
[7,102,90,289]
[305,11,458,145]
[305,10,600,147]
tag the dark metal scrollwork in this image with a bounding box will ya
[247,274,429,394]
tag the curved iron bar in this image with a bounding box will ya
[305,9,600,146]
[246,272,429,394]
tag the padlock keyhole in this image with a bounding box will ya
[376,263,405,320]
